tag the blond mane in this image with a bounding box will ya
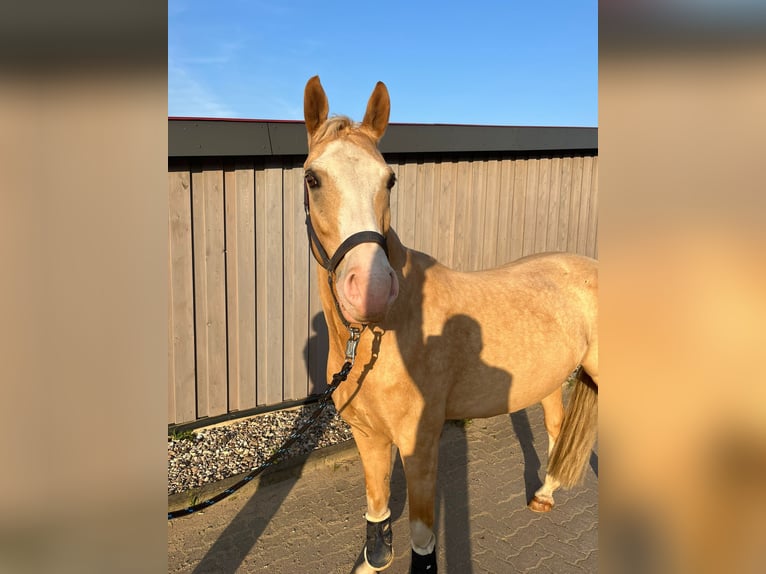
[313,115,360,144]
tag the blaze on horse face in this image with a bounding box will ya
[303,76,399,325]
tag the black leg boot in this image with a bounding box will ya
[364,514,393,570]
[410,548,437,573]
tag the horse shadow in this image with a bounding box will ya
[189,312,336,574]
[346,314,491,573]
[387,252,557,572]
[409,314,516,573]
[189,313,563,573]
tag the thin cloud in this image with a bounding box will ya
[168,61,235,118]
[270,96,302,121]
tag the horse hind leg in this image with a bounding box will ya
[529,367,598,513]
[540,385,565,457]
[549,358,598,488]
[528,386,565,513]
[547,368,598,489]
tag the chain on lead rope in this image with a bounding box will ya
[167,327,363,520]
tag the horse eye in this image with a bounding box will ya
[387,173,396,190]
[305,171,320,188]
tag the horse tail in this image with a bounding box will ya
[546,369,598,488]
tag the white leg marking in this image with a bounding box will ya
[535,474,561,500]
[410,519,435,556]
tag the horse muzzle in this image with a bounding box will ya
[336,242,399,325]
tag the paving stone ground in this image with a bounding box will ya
[168,402,598,573]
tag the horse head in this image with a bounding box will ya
[303,76,399,326]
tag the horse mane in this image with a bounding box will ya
[313,115,360,144]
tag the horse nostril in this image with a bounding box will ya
[344,272,360,302]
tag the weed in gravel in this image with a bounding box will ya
[169,429,196,442]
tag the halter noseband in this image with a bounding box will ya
[303,180,389,328]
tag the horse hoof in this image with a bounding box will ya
[528,495,554,513]
[364,547,394,571]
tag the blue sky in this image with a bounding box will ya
[169,1,597,127]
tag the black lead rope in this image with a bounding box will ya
[168,327,363,520]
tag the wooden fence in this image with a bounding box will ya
[168,125,597,426]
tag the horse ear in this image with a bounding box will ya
[362,81,390,142]
[304,75,329,144]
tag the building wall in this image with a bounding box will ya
[168,148,598,425]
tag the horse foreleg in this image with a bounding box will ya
[529,386,564,513]
[401,441,439,574]
[352,428,395,571]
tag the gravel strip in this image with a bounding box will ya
[168,402,354,496]
[169,375,581,496]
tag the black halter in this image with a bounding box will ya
[303,181,389,327]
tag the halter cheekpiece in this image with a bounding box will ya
[303,180,389,329]
[303,181,388,273]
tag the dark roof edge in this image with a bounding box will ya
[168,119,597,158]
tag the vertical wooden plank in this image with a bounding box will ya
[255,163,284,406]
[426,161,442,261]
[510,158,527,262]
[481,159,501,270]
[225,161,257,412]
[586,157,599,258]
[534,158,552,254]
[413,160,425,252]
[398,161,418,249]
[254,164,266,405]
[576,156,594,256]
[545,157,563,253]
[495,158,515,265]
[522,158,539,257]
[282,164,296,400]
[567,156,585,252]
[237,164,258,408]
[191,164,228,418]
[468,159,487,271]
[265,169,284,401]
[437,160,457,266]
[557,156,573,252]
[283,163,310,401]
[414,160,436,256]
[223,165,238,411]
[168,168,197,424]
[394,159,405,240]
[453,159,472,271]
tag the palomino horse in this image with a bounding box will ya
[302,76,598,573]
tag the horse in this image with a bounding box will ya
[302,75,598,574]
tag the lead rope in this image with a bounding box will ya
[168,326,363,520]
